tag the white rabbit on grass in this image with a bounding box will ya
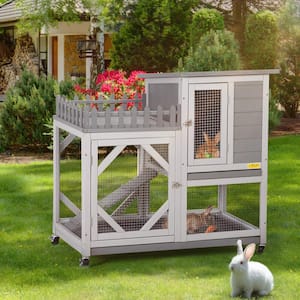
[229,240,274,299]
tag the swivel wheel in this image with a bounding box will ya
[79,257,90,267]
[257,245,265,254]
[50,235,60,245]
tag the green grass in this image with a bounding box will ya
[0,135,300,299]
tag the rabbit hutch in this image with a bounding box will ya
[51,69,278,265]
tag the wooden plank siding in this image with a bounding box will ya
[233,81,263,163]
[0,0,33,23]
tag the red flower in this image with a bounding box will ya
[75,69,146,110]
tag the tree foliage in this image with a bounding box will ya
[274,0,300,117]
[178,30,240,72]
[110,0,197,72]
[190,8,224,48]
[16,0,91,33]
[244,10,278,69]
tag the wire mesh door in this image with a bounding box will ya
[91,142,172,241]
[188,83,228,166]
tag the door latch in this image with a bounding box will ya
[172,182,182,188]
[183,120,192,127]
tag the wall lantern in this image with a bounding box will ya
[77,39,97,58]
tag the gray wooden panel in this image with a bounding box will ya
[234,126,262,139]
[234,112,262,126]
[234,152,262,163]
[234,139,262,152]
[91,237,260,256]
[148,83,179,110]
[233,81,264,164]
[187,169,261,180]
[234,81,263,100]
[141,69,279,79]
[234,97,262,112]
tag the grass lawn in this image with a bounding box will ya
[0,135,299,299]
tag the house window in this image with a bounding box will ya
[39,33,48,75]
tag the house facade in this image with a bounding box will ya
[0,0,112,94]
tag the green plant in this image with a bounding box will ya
[110,0,196,72]
[58,78,76,99]
[179,30,240,72]
[269,92,282,133]
[275,1,300,118]
[275,66,300,118]
[245,10,278,69]
[0,70,56,149]
[0,69,77,151]
[190,8,224,48]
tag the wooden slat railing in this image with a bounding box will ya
[55,95,181,132]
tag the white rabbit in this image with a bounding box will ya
[229,240,274,299]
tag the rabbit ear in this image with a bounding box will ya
[244,243,256,261]
[237,239,243,255]
[203,132,209,143]
[206,205,213,213]
[214,132,220,144]
[203,205,213,216]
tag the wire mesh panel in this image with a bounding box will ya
[187,183,260,235]
[60,159,82,215]
[97,144,169,235]
[226,183,260,228]
[194,89,221,159]
[187,186,218,234]
[55,131,83,237]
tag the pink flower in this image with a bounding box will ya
[127,102,134,110]
[75,69,146,111]
[101,83,112,94]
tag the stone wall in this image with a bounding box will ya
[0,34,40,93]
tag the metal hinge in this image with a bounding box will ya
[183,120,192,127]
[172,182,182,188]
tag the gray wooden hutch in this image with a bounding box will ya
[51,69,278,265]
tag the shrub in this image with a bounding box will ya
[190,8,224,48]
[245,10,278,69]
[269,92,282,133]
[0,69,74,151]
[275,67,300,118]
[58,79,76,99]
[179,30,240,72]
[275,1,300,118]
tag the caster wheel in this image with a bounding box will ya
[258,245,265,254]
[80,257,90,267]
[50,235,60,245]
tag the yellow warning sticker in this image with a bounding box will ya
[247,162,261,169]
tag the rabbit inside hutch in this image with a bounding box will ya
[193,88,222,160]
